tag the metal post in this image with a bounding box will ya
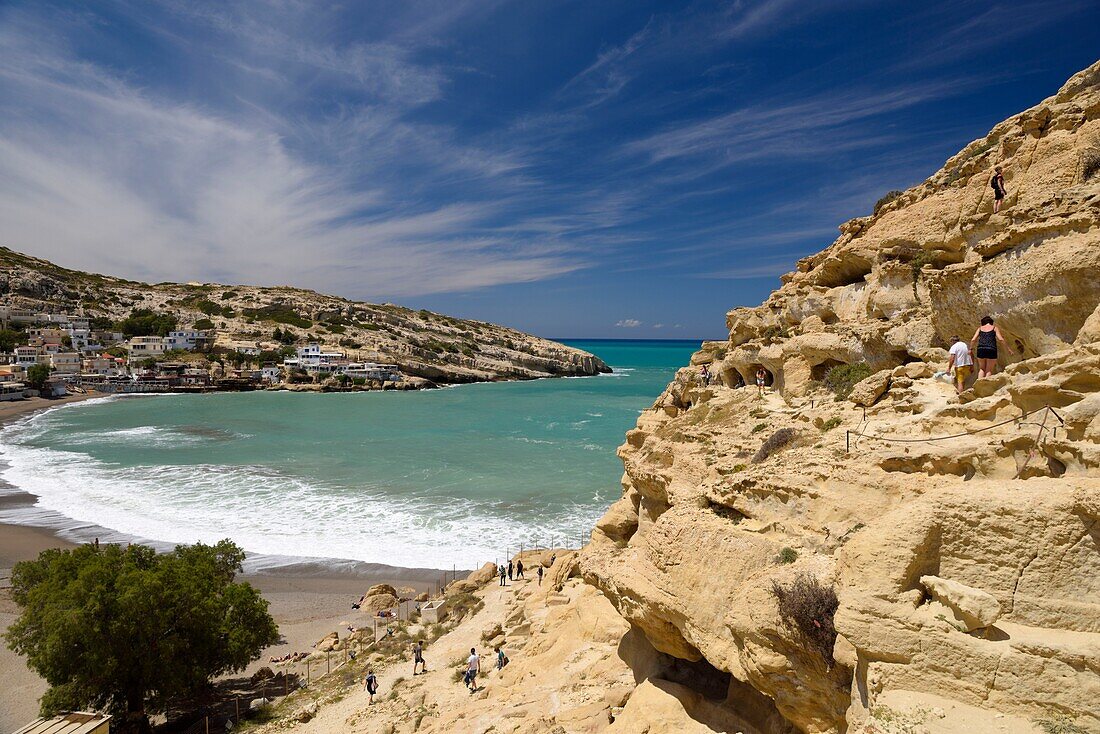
[235,697,239,721]
[327,652,331,675]
[846,430,850,453]
[307,659,310,685]
[205,716,209,734]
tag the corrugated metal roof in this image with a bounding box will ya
[11,712,111,734]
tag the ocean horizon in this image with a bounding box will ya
[0,339,698,570]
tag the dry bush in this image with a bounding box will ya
[824,362,873,399]
[769,574,839,668]
[1080,132,1100,182]
[752,427,796,463]
[873,189,903,215]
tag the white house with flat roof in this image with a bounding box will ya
[126,336,167,356]
[166,330,214,351]
[285,343,345,374]
[49,352,82,374]
[344,362,402,381]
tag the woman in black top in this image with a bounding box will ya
[991,166,1006,213]
[970,315,1012,378]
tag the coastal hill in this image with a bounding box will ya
[0,247,609,384]
[235,61,1100,734]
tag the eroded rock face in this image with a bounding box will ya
[583,61,1100,734]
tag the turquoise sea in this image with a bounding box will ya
[0,340,697,569]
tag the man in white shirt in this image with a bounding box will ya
[465,648,480,691]
[947,336,973,394]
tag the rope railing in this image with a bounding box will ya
[846,405,1063,452]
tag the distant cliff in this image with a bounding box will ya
[0,247,609,385]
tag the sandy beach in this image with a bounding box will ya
[0,394,458,731]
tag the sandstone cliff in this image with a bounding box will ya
[582,60,1100,733]
[0,247,609,384]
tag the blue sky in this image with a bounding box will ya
[1,2,1097,339]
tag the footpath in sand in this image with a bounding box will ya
[254,553,636,734]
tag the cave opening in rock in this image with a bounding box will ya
[811,358,843,382]
[749,364,774,386]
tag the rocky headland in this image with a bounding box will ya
[0,247,609,386]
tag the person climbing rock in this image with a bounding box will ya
[971,316,1012,378]
[991,166,1006,213]
[947,335,973,394]
[756,368,767,397]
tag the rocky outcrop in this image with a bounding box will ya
[0,246,610,385]
[583,60,1100,733]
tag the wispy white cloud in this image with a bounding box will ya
[615,319,643,328]
[0,3,587,299]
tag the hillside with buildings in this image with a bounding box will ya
[0,247,608,395]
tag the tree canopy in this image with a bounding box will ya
[25,363,52,391]
[5,540,279,733]
[118,309,177,337]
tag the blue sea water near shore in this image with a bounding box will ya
[0,340,698,569]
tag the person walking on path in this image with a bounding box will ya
[412,640,427,675]
[499,565,507,586]
[537,565,544,585]
[991,166,1006,214]
[971,316,1013,379]
[496,645,509,671]
[363,668,378,704]
[947,336,974,395]
[507,560,513,581]
[756,368,768,397]
[464,648,480,692]
[516,559,524,579]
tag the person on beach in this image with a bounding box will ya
[971,316,1013,379]
[946,336,974,395]
[363,668,378,704]
[991,166,1006,213]
[499,565,507,586]
[537,565,544,585]
[496,645,509,671]
[464,648,480,691]
[507,560,514,581]
[756,368,767,397]
[412,640,427,675]
[516,559,524,579]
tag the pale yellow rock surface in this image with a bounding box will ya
[582,59,1100,734]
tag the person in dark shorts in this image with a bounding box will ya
[970,315,1012,378]
[499,565,507,586]
[516,559,524,579]
[464,648,480,691]
[363,668,378,704]
[507,560,513,581]
[412,640,427,675]
[991,166,1006,213]
[537,565,544,585]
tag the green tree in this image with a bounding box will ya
[118,309,177,337]
[193,318,215,331]
[26,363,52,391]
[4,540,278,733]
[0,328,27,351]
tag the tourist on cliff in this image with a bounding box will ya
[507,559,514,581]
[516,559,524,579]
[947,336,974,394]
[756,368,768,397]
[700,364,710,384]
[495,645,509,670]
[412,640,427,675]
[464,648,480,691]
[971,316,1013,378]
[499,565,507,586]
[363,668,378,704]
[991,166,1006,213]
[537,565,544,585]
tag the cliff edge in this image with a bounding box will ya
[582,60,1100,733]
